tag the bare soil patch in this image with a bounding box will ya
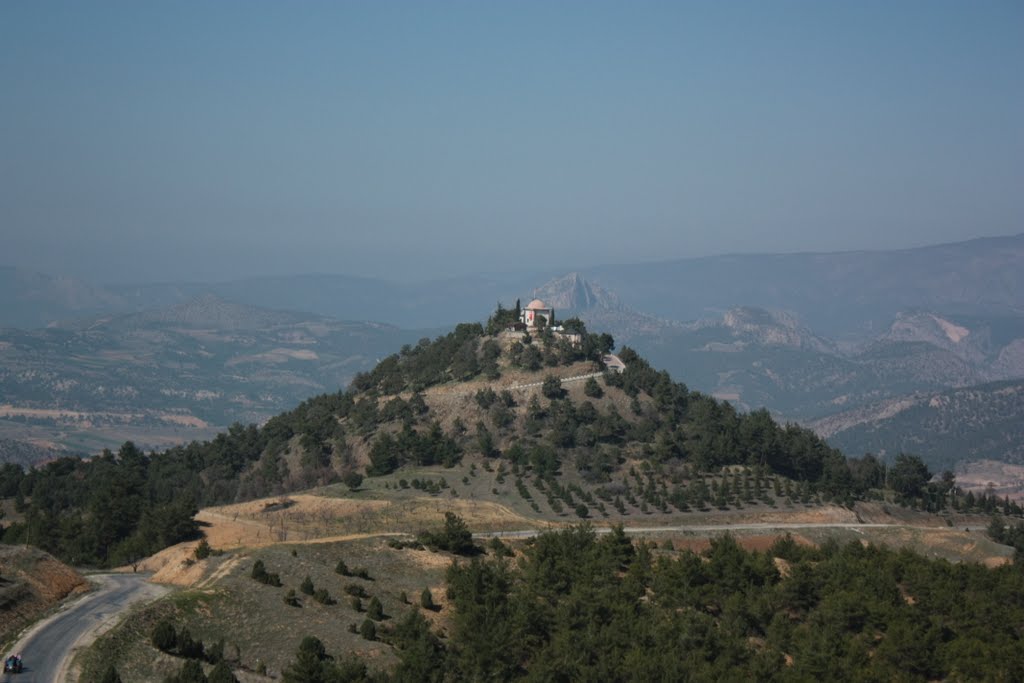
[956,459,1024,501]
[0,546,88,647]
[193,493,537,552]
[664,533,816,555]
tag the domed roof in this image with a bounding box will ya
[525,299,550,310]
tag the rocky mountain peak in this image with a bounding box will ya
[531,273,621,313]
[881,311,988,365]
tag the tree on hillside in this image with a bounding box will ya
[476,422,498,458]
[368,596,384,621]
[542,376,565,400]
[283,636,330,683]
[888,454,931,499]
[360,618,377,641]
[341,471,364,491]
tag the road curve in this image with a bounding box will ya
[2,573,168,683]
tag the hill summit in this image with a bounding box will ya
[4,307,1011,573]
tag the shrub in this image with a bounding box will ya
[207,661,238,683]
[193,539,212,560]
[344,584,369,598]
[250,559,281,586]
[152,620,177,653]
[475,387,497,409]
[342,471,364,491]
[360,618,377,641]
[367,596,384,621]
[177,626,205,660]
[314,588,335,605]
[421,587,436,610]
[488,537,514,557]
[335,559,351,576]
[300,575,315,595]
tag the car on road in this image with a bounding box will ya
[4,654,24,673]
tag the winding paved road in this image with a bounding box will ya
[2,573,168,683]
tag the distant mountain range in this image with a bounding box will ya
[2,233,1023,469]
[585,233,1024,340]
[4,233,1022,336]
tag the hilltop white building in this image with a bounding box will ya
[520,298,554,328]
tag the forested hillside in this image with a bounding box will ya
[325,525,1024,682]
[1,312,1016,568]
[816,380,1024,469]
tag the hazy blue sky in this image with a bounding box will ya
[3,1,1022,283]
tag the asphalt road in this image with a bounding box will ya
[2,573,168,683]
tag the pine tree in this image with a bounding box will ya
[368,596,384,621]
[360,618,377,641]
[282,636,328,683]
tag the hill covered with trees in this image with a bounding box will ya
[1,309,1017,568]
[362,525,1024,681]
